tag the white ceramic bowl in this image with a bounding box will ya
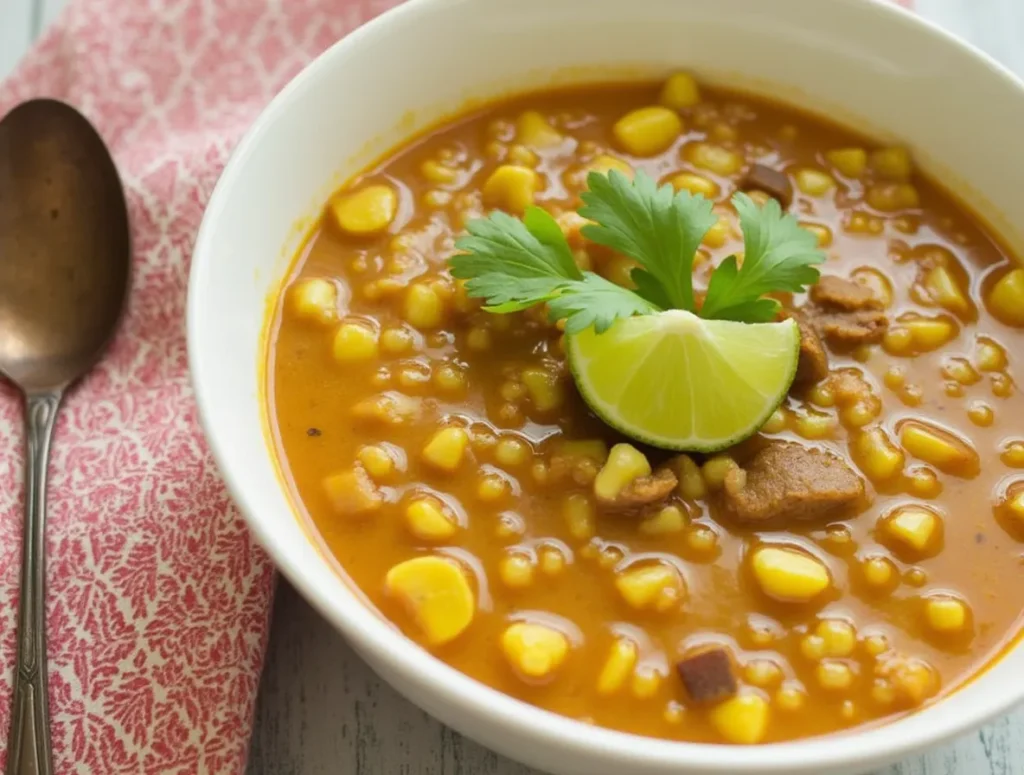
[188,0,1024,772]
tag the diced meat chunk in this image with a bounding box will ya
[741,164,793,209]
[677,647,738,704]
[596,467,678,511]
[784,310,829,385]
[814,309,889,346]
[722,441,866,522]
[810,275,882,311]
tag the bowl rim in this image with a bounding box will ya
[188,0,1024,770]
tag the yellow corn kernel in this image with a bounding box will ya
[597,637,638,695]
[1005,490,1024,523]
[663,702,686,724]
[871,679,897,706]
[521,367,564,412]
[702,217,732,248]
[670,172,719,198]
[744,659,783,689]
[516,110,563,148]
[659,72,701,109]
[801,223,833,248]
[851,267,894,308]
[923,266,970,316]
[538,546,566,576]
[794,168,836,197]
[562,494,596,541]
[615,563,684,612]
[864,633,891,657]
[685,142,743,176]
[351,392,422,425]
[686,525,719,555]
[882,505,941,554]
[826,147,867,178]
[332,322,379,362]
[322,465,383,517]
[870,146,913,181]
[966,401,994,427]
[420,159,458,185]
[924,595,970,633]
[631,667,663,699]
[499,553,535,589]
[709,693,770,745]
[793,407,837,440]
[476,472,510,502]
[385,556,474,645]
[330,184,398,237]
[357,445,395,480]
[880,656,938,706]
[852,427,905,483]
[987,268,1024,325]
[800,634,826,661]
[421,427,470,472]
[885,316,957,356]
[613,106,683,157]
[866,183,919,212]
[640,505,687,536]
[992,372,1015,398]
[587,154,633,179]
[594,443,651,500]
[1002,441,1024,468]
[775,684,806,712]
[289,278,337,324]
[817,619,857,657]
[750,546,832,603]
[506,144,538,167]
[899,420,978,476]
[817,661,854,691]
[975,337,1007,372]
[501,622,570,680]
[862,555,897,589]
[702,454,738,490]
[403,284,445,330]
[380,327,415,355]
[495,438,529,467]
[405,497,458,541]
[675,454,707,499]
[482,165,540,214]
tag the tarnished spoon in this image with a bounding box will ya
[0,99,130,775]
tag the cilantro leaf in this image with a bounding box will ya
[578,170,717,312]
[700,193,825,322]
[547,273,659,334]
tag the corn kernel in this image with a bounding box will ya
[817,660,854,691]
[744,659,783,689]
[499,553,535,589]
[992,372,1015,398]
[562,494,596,541]
[501,622,570,680]
[659,72,701,109]
[322,465,383,517]
[675,454,707,499]
[615,563,684,612]
[495,438,529,467]
[924,266,971,317]
[826,147,867,178]
[686,525,720,556]
[709,693,770,745]
[351,392,422,425]
[538,546,567,576]
[403,284,445,330]
[775,684,806,712]
[864,633,891,657]
[663,702,686,725]
[851,427,905,484]
[871,146,913,181]
[862,555,896,589]
[477,472,510,502]
[794,168,836,197]
[597,638,638,695]
[594,443,651,500]
[640,505,687,536]
[899,420,979,476]
[670,172,719,198]
[685,142,743,176]
[587,154,633,179]
[975,337,1007,371]
[965,400,994,427]
[750,546,832,603]
[289,278,338,324]
[1001,441,1024,468]
[483,165,540,214]
[800,634,826,661]
[631,667,663,699]
[330,184,398,236]
[380,327,415,355]
[801,223,833,248]
[521,367,565,412]
[988,268,1024,326]
[421,427,470,472]
[793,407,837,440]
[357,445,395,480]
[867,183,919,212]
[702,454,738,490]
[871,679,896,706]
[881,505,942,554]
[516,110,563,148]
[817,619,857,657]
[880,656,939,706]
[405,497,458,541]
[850,267,894,308]
[702,217,732,248]
[384,556,474,645]
[924,595,970,633]
[332,322,379,362]
[421,159,458,185]
[613,106,683,157]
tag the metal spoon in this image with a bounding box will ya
[0,99,130,775]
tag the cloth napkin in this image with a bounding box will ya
[0,0,913,772]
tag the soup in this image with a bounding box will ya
[266,74,1024,745]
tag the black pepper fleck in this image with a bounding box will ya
[307,427,322,437]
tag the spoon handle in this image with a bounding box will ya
[6,392,61,775]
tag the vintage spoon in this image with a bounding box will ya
[0,99,130,775]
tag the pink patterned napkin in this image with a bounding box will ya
[0,0,914,772]
[0,0,397,772]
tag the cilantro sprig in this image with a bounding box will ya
[448,169,825,333]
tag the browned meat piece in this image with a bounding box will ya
[810,275,882,311]
[676,647,738,704]
[814,309,889,346]
[596,467,678,510]
[741,164,793,209]
[784,311,829,385]
[722,441,866,522]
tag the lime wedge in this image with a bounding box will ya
[566,310,800,452]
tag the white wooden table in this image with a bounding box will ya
[3,1,1024,772]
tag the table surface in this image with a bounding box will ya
[3,0,1024,772]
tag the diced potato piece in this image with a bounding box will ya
[685,142,743,176]
[404,497,458,541]
[384,556,474,646]
[870,147,913,181]
[482,165,540,214]
[587,154,634,179]
[852,427,905,483]
[750,546,831,603]
[709,693,770,745]
[640,505,687,536]
[594,443,651,501]
[987,268,1024,326]
[924,595,970,633]
[332,322,379,362]
[670,172,719,198]
[501,622,570,680]
[615,563,685,612]
[516,110,563,148]
[358,445,395,480]
[899,420,979,476]
[322,465,383,517]
[923,265,970,316]
[880,505,942,554]
[613,106,683,157]
[330,184,398,236]
[659,72,701,110]
[794,168,836,197]
[866,183,919,212]
[563,494,596,541]
[597,637,639,695]
[521,367,565,412]
[499,553,535,589]
[289,278,338,324]
[826,148,867,178]
[421,427,470,472]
